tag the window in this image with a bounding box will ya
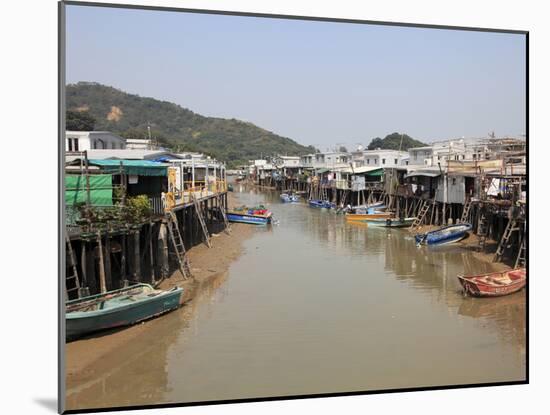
[93,140,97,149]
[414,152,418,160]
[394,158,398,165]
[367,159,370,164]
[382,158,386,164]
[67,138,80,151]
[462,155,465,160]
[473,154,477,160]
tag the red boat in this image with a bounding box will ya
[458,268,526,297]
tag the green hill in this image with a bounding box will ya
[66,82,316,167]
[367,132,427,151]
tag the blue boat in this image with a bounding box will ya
[280,193,300,203]
[66,284,184,339]
[227,206,273,225]
[226,212,272,225]
[415,223,472,245]
[309,199,335,209]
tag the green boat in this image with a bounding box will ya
[66,283,184,340]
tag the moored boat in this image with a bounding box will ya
[308,199,335,209]
[415,223,472,245]
[227,205,273,225]
[458,268,526,297]
[345,212,394,222]
[66,284,184,339]
[280,193,300,203]
[363,217,416,228]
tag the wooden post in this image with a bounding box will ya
[97,231,107,294]
[133,229,141,282]
[149,222,155,284]
[79,241,90,297]
[104,231,112,291]
[158,222,169,280]
[121,233,127,285]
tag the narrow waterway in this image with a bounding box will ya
[66,186,526,409]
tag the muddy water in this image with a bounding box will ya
[66,186,525,410]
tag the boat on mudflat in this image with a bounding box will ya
[415,223,472,245]
[458,268,526,297]
[227,206,273,225]
[280,193,300,203]
[363,217,416,228]
[345,211,394,222]
[309,199,335,209]
[66,283,184,339]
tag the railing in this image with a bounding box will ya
[164,180,228,212]
[149,197,165,215]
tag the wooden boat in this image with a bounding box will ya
[309,199,335,209]
[345,212,394,222]
[363,217,416,228]
[66,284,184,339]
[280,193,300,203]
[415,223,472,245]
[227,205,273,225]
[458,268,526,297]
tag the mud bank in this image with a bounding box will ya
[65,192,253,382]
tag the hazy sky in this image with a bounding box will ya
[66,5,526,149]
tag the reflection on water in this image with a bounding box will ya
[66,186,526,409]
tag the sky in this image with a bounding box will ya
[66,5,526,150]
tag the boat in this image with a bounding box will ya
[66,284,184,339]
[458,268,526,297]
[345,212,394,222]
[414,223,472,245]
[363,217,416,228]
[280,193,300,203]
[227,205,273,225]
[309,199,335,209]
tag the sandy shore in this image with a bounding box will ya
[65,192,253,381]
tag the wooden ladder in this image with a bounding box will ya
[219,196,231,234]
[493,218,519,262]
[167,211,191,279]
[460,198,473,224]
[191,194,212,248]
[65,235,82,299]
[477,211,489,250]
[515,238,526,268]
[409,199,431,231]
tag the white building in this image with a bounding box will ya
[359,149,408,168]
[273,155,301,168]
[65,131,126,151]
[300,152,350,169]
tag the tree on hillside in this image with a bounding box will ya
[367,132,426,151]
[338,145,348,152]
[66,110,96,131]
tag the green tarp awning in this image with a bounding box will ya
[315,168,329,174]
[65,174,113,206]
[88,159,168,176]
[366,168,384,177]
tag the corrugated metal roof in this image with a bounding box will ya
[405,170,441,178]
[342,166,383,174]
